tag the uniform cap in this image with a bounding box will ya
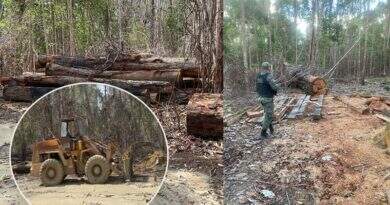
[261,62,271,68]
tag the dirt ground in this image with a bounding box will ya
[0,95,223,204]
[15,174,160,205]
[224,81,389,204]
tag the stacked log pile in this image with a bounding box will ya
[1,53,203,102]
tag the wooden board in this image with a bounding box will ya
[287,95,306,119]
[296,95,311,117]
[275,98,295,121]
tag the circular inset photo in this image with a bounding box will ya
[10,83,168,205]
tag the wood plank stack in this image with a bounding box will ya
[1,53,204,102]
[186,93,223,139]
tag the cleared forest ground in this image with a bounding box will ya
[224,79,389,204]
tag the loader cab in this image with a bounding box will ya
[60,118,77,139]
[60,118,79,150]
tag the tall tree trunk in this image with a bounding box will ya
[360,2,369,85]
[150,0,156,51]
[212,0,223,93]
[294,0,298,64]
[308,0,317,68]
[67,0,76,56]
[240,0,248,68]
[117,0,124,51]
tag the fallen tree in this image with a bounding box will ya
[186,93,223,139]
[36,55,201,78]
[46,64,183,83]
[1,74,174,95]
[280,64,327,95]
[35,53,152,68]
[3,86,56,102]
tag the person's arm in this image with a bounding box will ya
[266,74,280,92]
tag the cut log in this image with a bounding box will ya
[187,93,223,139]
[46,64,182,83]
[290,75,327,95]
[3,86,56,102]
[333,95,370,115]
[2,74,174,95]
[36,53,152,68]
[282,65,327,95]
[37,55,201,78]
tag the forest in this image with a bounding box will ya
[0,0,222,91]
[224,0,389,87]
[11,84,166,161]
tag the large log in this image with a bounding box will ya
[282,65,327,95]
[2,74,174,95]
[3,86,56,102]
[36,53,152,68]
[37,55,201,78]
[46,64,182,83]
[186,93,223,139]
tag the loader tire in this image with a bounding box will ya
[40,159,64,186]
[85,155,110,184]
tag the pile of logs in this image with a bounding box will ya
[1,53,204,102]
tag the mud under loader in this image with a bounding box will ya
[30,118,133,186]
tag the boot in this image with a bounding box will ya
[260,129,269,138]
[269,124,274,135]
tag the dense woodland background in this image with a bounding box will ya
[11,84,166,160]
[224,0,389,90]
[0,0,223,92]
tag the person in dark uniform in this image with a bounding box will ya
[256,62,280,138]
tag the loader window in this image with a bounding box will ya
[61,122,67,138]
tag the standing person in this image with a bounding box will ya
[256,62,280,138]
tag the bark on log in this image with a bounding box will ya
[282,65,327,95]
[186,93,223,139]
[36,53,152,68]
[37,55,201,78]
[2,74,174,95]
[3,86,56,102]
[46,64,182,83]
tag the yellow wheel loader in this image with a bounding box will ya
[30,118,131,186]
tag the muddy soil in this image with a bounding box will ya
[224,84,389,204]
[0,98,223,204]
